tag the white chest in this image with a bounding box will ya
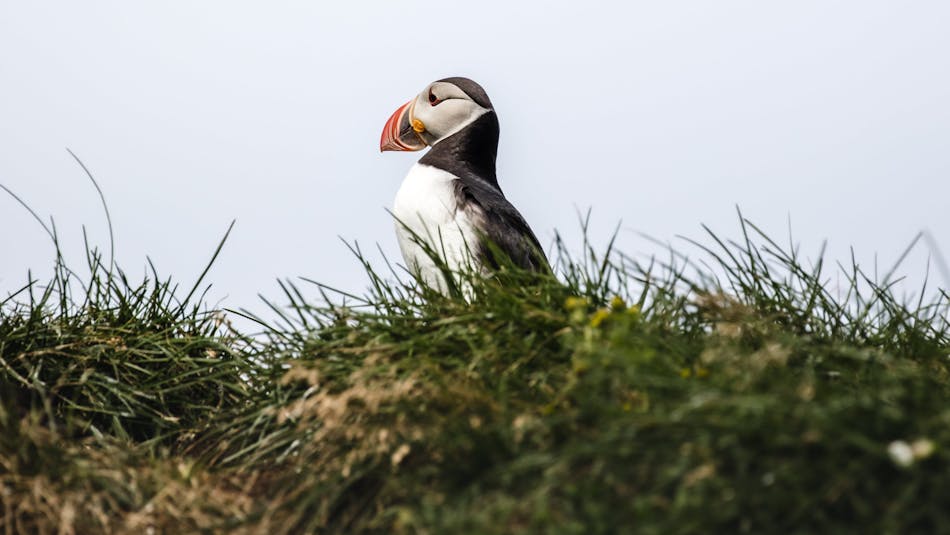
[392,163,479,290]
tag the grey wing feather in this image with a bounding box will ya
[454,179,549,272]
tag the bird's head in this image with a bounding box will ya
[380,77,494,152]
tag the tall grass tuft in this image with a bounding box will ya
[1,193,948,532]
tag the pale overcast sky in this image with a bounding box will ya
[2,2,948,315]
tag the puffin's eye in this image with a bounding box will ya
[428,92,440,105]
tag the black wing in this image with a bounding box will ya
[454,178,549,273]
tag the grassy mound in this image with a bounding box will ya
[1,217,948,534]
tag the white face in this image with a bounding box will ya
[409,81,490,146]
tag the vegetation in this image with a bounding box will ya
[1,206,949,534]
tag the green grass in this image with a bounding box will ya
[1,208,948,534]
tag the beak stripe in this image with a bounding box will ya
[380,100,426,152]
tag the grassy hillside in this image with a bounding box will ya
[1,216,949,534]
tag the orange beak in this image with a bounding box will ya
[380,101,426,152]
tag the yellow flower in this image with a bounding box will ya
[589,308,611,328]
[610,295,626,311]
[564,296,589,311]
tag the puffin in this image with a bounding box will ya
[379,77,548,292]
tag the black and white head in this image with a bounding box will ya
[380,77,494,152]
